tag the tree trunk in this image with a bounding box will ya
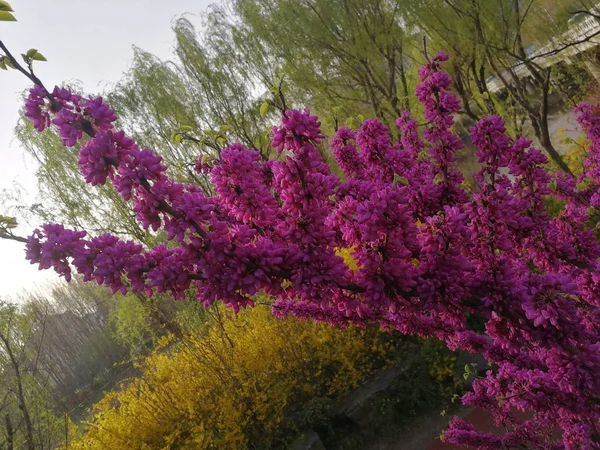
[540,123,574,176]
[539,66,574,177]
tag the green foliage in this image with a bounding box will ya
[109,294,158,353]
[0,301,79,449]
[0,54,15,70]
[22,48,47,63]
[322,339,461,448]
[0,10,16,21]
[405,0,578,166]
[0,0,14,11]
[552,59,597,104]
[260,100,270,118]
[173,300,210,335]
[0,214,18,232]
[236,0,419,127]
[296,396,334,431]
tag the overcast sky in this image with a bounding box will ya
[0,0,211,300]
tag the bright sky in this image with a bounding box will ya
[0,0,210,300]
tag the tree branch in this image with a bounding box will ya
[0,233,28,244]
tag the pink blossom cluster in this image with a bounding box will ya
[18,51,600,448]
[24,86,117,146]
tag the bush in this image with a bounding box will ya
[69,306,404,449]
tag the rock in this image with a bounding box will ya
[333,365,407,430]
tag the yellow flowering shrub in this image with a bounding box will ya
[69,306,401,450]
[335,246,358,272]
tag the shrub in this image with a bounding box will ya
[69,306,403,449]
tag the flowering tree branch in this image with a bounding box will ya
[2,41,600,448]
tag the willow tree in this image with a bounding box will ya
[406,0,579,174]
[234,0,419,127]
[108,15,277,167]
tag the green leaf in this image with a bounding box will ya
[180,125,193,132]
[3,58,14,69]
[30,51,47,62]
[260,101,269,119]
[26,48,38,58]
[0,10,16,21]
[0,216,17,229]
[392,174,409,187]
[0,59,6,71]
[219,124,230,132]
[0,1,14,12]
[216,136,225,147]
[170,133,183,144]
[21,53,29,63]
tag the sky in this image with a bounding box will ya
[0,0,211,300]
